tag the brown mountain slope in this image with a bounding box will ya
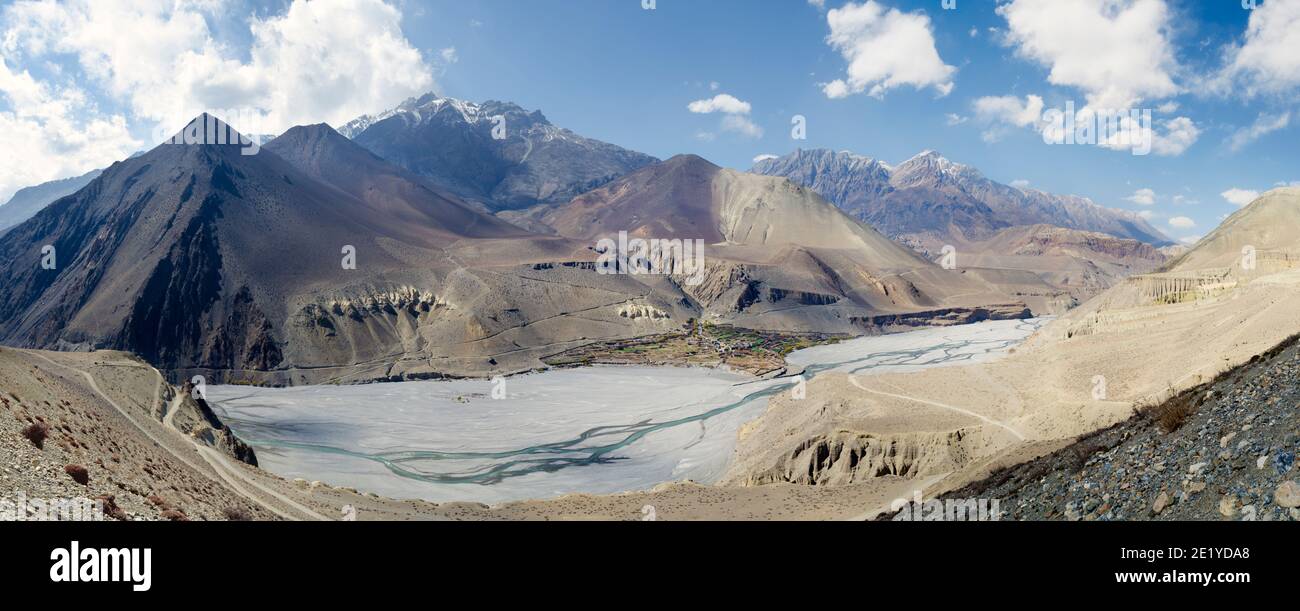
[538,155,1057,322]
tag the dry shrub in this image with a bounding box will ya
[1144,387,1202,434]
[21,422,48,449]
[96,495,129,521]
[64,464,90,485]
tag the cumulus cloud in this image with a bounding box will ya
[688,94,752,115]
[1150,116,1200,156]
[996,0,1179,110]
[972,94,1043,141]
[974,94,1045,128]
[1125,188,1156,206]
[1218,0,1300,96]
[1,0,435,139]
[1167,216,1195,229]
[1221,188,1260,207]
[753,153,779,163]
[687,93,762,139]
[821,1,956,100]
[0,58,139,203]
[1226,111,1290,152]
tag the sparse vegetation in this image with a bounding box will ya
[223,506,253,521]
[160,509,189,521]
[1146,388,1201,433]
[64,464,90,485]
[96,495,129,521]
[21,421,48,449]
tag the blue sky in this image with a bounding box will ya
[1,0,1297,244]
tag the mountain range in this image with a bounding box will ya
[753,148,1173,298]
[0,115,1035,384]
[753,148,1170,249]
[340,93,657,213]
[0,168,102,234]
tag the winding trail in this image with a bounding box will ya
[844,378,1027,441]
[20,350,326,521]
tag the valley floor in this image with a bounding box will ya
[7,270,1300,521]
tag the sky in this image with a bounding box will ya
[0,0,1297,245]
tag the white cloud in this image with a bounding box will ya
[1167,216,1195,229]
[821,1,956,100]
[687,94,752,115]
[439,47,458,64]
[1137,210,1155,220]
[808,0,826,10]
[996,0,1179,110]
[972,94,1043,142]
[945,113,967,126]
[0,57,139,203]
[1010,179,1030,188]
[974,94,1044,128]
[1221,188,1260,207]
[1,0,435,139]
[1150,116,1200,156]
[1226,111,1290,152]
[687,93,761,139]
[720,114,763,138]
[1125,188,1156,206]
[1219,0,1300,96]
[753,154,779,163]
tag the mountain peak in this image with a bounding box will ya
[164,113,258,152]
[663,153,718,168]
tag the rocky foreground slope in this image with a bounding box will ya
[935,334,1300,521]
[0,346,270,520]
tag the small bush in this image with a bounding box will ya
[223,506,253,521]
[96,495,129,521]
[64,464,89,485]
[21,422,48,449]
[1146,390,1200,433]
[160,509,188,522]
